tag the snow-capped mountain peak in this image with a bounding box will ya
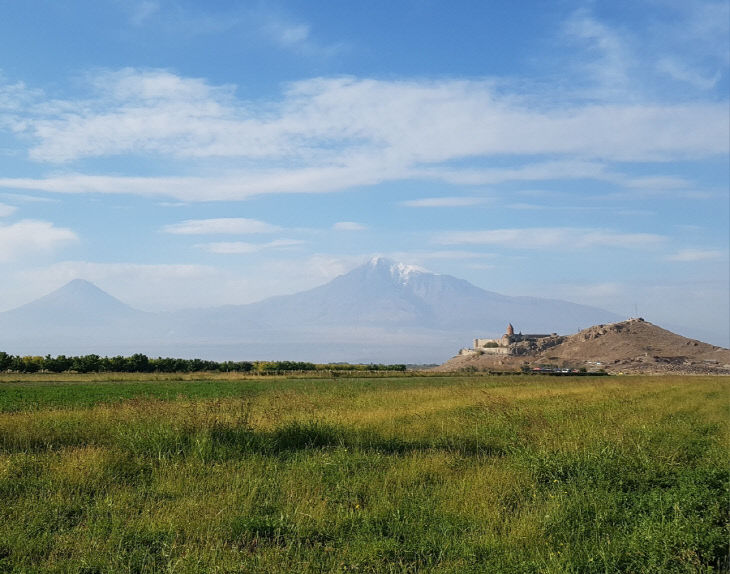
[366,256,430,285]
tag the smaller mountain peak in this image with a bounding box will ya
[56,278,111,296]
[64,278,99,288]
[40,278,133,313]
[3,277,136,321]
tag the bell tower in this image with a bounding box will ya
[506,323,514,336]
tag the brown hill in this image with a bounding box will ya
[436,318,730,374]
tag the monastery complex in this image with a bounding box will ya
[460,324,556,356]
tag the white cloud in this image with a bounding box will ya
[665,249,726,262]
[25,69,240,163]
[0,77,40,115]
[199,239,305,254]
[505,203,548,211]
[652,1,729,90]
[657,58,721,90]
[563,10,633,97]
[505,203,602,213]
[424,160,611,186]
[0,203,17,217]
[0,157,405,200]
[0,68,723,207]
[333,221,367,231]
[0,192,58,203]
[434,227,666,250]
[0,2,726,207]
[0,158,713,204]
[624,175,693,190]
[257,7,344,59]
[5,70,725,178]
[266,21,311,48]
[162,217,281,235]
[560,2,729,102]
[0,220,78,262]
[400,197,488,208]
[128,1,160,26]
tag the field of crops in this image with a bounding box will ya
[0,373,727,573]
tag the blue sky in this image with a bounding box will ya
[0,0,728,345]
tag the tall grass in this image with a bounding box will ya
[0,375,727,572]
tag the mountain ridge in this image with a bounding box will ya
[0,258,717,363]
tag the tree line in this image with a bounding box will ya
[0,352,406,374]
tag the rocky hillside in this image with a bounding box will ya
[436,319,730,374]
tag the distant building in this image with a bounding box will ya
[460,323,555,356]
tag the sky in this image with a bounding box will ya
[0,0,728,345]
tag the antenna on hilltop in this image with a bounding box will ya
[633,303,638,319]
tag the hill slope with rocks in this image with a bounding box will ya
[436,319,730,374]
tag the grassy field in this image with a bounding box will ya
[0,373,727,573]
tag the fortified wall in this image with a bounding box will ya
[459,323,555,356]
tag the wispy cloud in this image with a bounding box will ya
[333,221,367,231]
[563,10,633,97]
[259,9,344,59]
[657,58,721,90]
[0,159,715,204]
[400,197,489,208]
[665,248,726,262]
[198,239,305,254]
[264,20,314,52]
[162,218,281,235]
[0,203,17,217]
[127,1,160,26]
[0,220,78,262]
[653,1,729,90]
[557,2,728,103]
[434,228,667,250]
[0,192,59,203]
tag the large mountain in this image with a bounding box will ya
[241,257,621,331]
[0,258,627,362]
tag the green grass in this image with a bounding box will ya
[0,374,727,572]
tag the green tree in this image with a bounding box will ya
[72,354,101,373]
[0,352,12,371]
[126,353,151,372]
